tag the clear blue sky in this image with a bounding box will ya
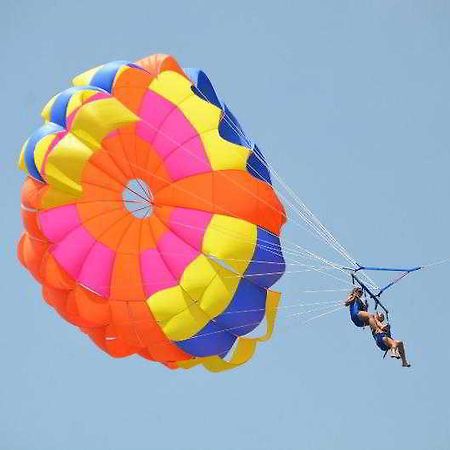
[2,1,449,449]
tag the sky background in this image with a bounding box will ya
[1,1,450,449]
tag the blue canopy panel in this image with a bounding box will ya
[175,320,238,358]
[48,86,104,129]
[247,144,272,185]
[244,227,285,288]
[174,227,283,358]
[174,277,267,357]
[184,68,272,185]
[23,122,65,182]
[90,60,142,93]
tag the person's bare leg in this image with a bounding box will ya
[388,343,400,358]
[389,348,400,359]
[396,341,411,367]
[387,338,410,367]
[368,314,378,330]
[358,311,371,326]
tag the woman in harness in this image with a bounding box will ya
[371,312,411,367]
[344,287,373,328]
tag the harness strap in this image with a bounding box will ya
[350,272,390,322]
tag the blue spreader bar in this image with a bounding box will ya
[358,266,422,273]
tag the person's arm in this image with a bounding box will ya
[372,317,389,333]
[344,295,355,306]
[372,316,384,332]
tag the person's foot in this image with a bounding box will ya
[402,362,411,367]
[390,349,400,359]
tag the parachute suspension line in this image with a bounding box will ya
[163,213,354,286]
[222,267,343,279]
[296,305,346,325]
[164,215,354,286]
[212,104,379,290]
[283,303,345,321]
[217,114,357,263]
[212,105,380,292]
[183,302,345,342]
[184,214,355,288]
[295,288,350,294]
[273,234,359,286]
[218,300,344,316]
[190,85,362,265]
[215,107,339,246]
[122,184,149,203]
[164,211,306,262]
[285,241,351,271]
[422,258,450,269]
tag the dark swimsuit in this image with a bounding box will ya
[349,298,367,327]
[372,331,390,351]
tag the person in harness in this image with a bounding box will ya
[344,287,373,328]
[370,312,411,368]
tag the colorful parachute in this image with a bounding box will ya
[17,54,286,371]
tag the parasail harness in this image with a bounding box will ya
[344,264,422,358]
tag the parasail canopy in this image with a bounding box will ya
[17,54,287,371]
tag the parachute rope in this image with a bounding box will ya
[177,302,345,343]
[201,96,379,289]
[422,258,450,269]
[193,89,357,252]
